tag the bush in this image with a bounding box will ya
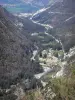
[51,76,75,100]
[53,51,58,57]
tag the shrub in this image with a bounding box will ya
[51,76,75,100]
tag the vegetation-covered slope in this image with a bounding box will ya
[0,5,43,89]
[32,0,75,52]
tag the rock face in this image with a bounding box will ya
[32,0,75,52]
[0,6,43,89]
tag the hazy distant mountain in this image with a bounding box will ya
[0,0,50,13]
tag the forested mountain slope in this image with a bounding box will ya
[31,0,75,52]
[0,5,43,89]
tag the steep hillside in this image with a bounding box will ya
[31,0,75,52]
[32,0,75,26]
[0,5,43,90]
